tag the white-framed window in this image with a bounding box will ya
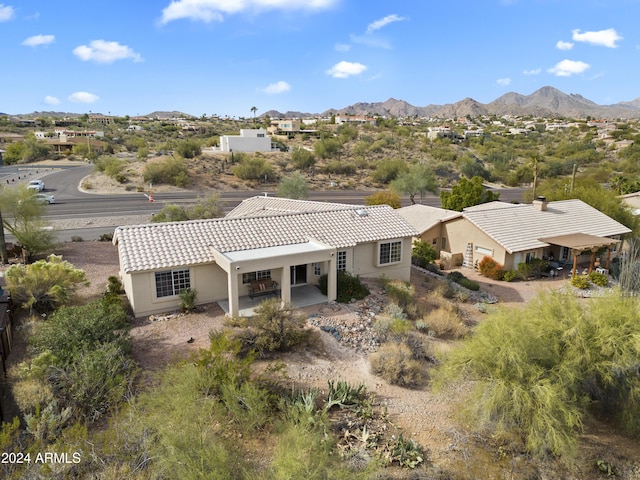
[379,240,402,265]
[475,246,493,257]
[313,262,321,276]
[561,246,570,261]
[242,270,271,284]
[337,251,347,271]
[155,269,191,298]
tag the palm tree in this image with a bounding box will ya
[250,106,258,124]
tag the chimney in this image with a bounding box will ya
[533,196,548,211]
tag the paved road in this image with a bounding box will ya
[0,163,530,241]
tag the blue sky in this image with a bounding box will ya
[1,0,639,117]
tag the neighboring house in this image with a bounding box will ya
[267,119,301,135]
[113,196,418,318]
[397,204,461,254]
[219,128,274,153]
[442,198,631,273]
[621,191,640,216]
[334,115,376,126]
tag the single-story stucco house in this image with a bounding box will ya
[400,197,631,274]
[113,196,418,317]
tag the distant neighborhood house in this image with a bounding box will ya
[400,198,631,274]
[219,128,277,153]
[113,196,418,317]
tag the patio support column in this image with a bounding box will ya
[572,252,578,276]
[227,271,240,317]
[281,265,291,306]
[606,247,612,270]
[327,256,337,302]
[589,250,595,274]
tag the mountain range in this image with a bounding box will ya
[265,86,640,120]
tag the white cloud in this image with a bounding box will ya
[334,43,351,52]
[68,92,99,104]
[326,61,367,78]
[572,28,622,48]
[350,33,391,49]
[556,40,573,50]
[497,77,511,86]
[0,4,14,22]
[547,59,590,77]
[160,0,337,24]
[22,34,55,47]
[261,80,291,94]
[73,40,143,64]
[366,14,406,34]
[523,68,541,75]
[44,96,60,105]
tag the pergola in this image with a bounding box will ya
[538,233,621,276]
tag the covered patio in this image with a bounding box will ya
[218,284,328,317]
[539,233,621,276]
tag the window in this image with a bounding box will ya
[337,251,347,271]
[379,241,402,265]
[155,269,190,298]
[561,247,570,261]
[242,270,271,284]
[475,246,493,256]
[313,262,321,276]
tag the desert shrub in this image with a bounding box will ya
[31,297,130,364]
[174,139,201,159]
[365,190,401,209]
[143,156,190,187]
[5,254,89,313]
[99,232,113,242]
[106,275,123,296]
[458,277,480,291]
[446,271,465,283]
[373,315,412,341]
[411,240,437,268]
[370,342,423,387]
[424,263,444,275]
[319,271,369,303]
[290,146,315,170]
[478,256,504,280]
[422,305,467,339]
[517,258,548,279]
[71,235,84,242]
[382,279,415,309]
[371,158,408,184]
[588,271,609,287]
[434,291,640,458]
[178,288,197,313]
[570,275,590,289]
[94,156,127,180]
[233,156,273,180]
[323,160,355,175]
[502,270,518,282]
[220,381,272,433]
[228,299,310,357]
[48,342,138,421]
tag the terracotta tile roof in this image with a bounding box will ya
[397,204,461,233]
[114,198,418,273]
[226,196,358,217]
[462,199,631,253]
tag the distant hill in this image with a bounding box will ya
[8,86,640,120]
[264,86,640,120]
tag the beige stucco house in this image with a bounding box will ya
[113,196,418,317]
[400,198,631,274]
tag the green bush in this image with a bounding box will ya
[227,299,310,357]
[570,275,590,289]
[502,270,518,282]
[478,256,504,280]
[143,156,190,187]
[371,158,408,184]
[5,254,89,313]
[319,271,370,303]
[588,271,609,287]
[434,291,640,458]
[382,279,415,309]
[233,156,273,180]
[458,277,480,291]
[411,240,437,268]
[517,258,548,279]
[178,288,198,313]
